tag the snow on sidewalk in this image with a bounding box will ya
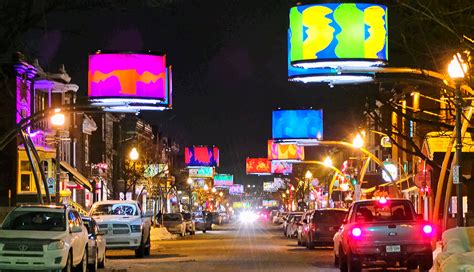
[150,226,178,241]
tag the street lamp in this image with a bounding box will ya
[51,109,65,203]
[129,147,139,161]
[323,157,333,168]
[352,133,364,149]
[187,178,193,185]
[204,184,209,191]
[448,53,468,227]
[305,170,313,180]
[219,191,223,197]
[211,187,217,193]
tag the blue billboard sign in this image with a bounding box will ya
[272,109,323,140]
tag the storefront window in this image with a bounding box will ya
[20,174,31,191]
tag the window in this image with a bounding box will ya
[20,174,30,191]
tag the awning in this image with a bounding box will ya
[58,161,93,191]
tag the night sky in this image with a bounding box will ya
[23,1,390,184]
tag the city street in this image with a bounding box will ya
[105,222,336,272]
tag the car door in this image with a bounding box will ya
[69,210,87,265]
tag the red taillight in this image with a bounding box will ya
[311,223,316,231]
[351,227,362,237]
[304,226,309,232]
[423,224,433,234]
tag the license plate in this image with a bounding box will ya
[386,245,401,252]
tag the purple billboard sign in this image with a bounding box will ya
[88,53,167,101]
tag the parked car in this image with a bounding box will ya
[333,199,434,271]
[194,212,212,233]
[162,213,187,236]
[286,215,302,238]
[219,212,230,224]
[210,212,223,225]
[82,216,106,271]
[273,212,288,224]
[0,204,89,271]
[283,212,304,236]
[305,208,347,249]
[181,212,196,235]
[90,200,152,258]
[297,210,314,246]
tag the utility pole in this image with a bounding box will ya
[454,84,464,227]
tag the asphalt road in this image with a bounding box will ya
[104,221,338,272]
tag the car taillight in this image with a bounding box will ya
[351,227,362,237]
[304,226,309,232]
[423,224,433,234]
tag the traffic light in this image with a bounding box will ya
[351,178,357,186]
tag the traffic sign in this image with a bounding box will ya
[47,177,55,194]
[453,165,460,184]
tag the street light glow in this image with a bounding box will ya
[219,191,224,197]
[187,178,193,185]
[353,133,364,148]
[204,184,209,191]
[448,53,468,79]
[211,187,217,193]
[51,109,65,127]
[129,147,139,161]
[323,157,333,167]
[305,170,313,179]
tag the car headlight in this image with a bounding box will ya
[130,225,142,233]
[48,240,65,250]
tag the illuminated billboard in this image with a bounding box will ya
[271,161,293,175]
[263,182,273,192]
[272,109,323,140]
[185,146,219,167]
[263,200,278,207]
[246,158,271,175]
[88,52,172,111]
[289,3,388,69]
[214,174,233,187]
[229,184,244,195]
[268,140,304,161]
[189,167,214,178]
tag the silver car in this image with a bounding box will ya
[82,216,106,272]
[162,213,186,236]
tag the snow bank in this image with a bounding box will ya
[150,226,177,241]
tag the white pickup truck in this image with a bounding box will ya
[89,200,152,258]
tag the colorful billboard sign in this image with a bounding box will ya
[185,146,219,167]
[289,3,388,69]
[272,109,323,140]
[268,140,304,161]
[263,200,278,207]
[88,53,172,111]
[271,161,293,175]
[89,53,167,100]
[189,167,214,178]
[246,158,271,175]
[229,184,244,195]
[214,174,233,187]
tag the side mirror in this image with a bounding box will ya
[303,219,308,224]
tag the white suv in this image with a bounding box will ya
[0,204,89,271]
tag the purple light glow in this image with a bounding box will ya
[88,53,167,100]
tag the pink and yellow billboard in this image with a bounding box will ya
[268,140,304,161]
[246,158,271,175]
[88,53,167,100]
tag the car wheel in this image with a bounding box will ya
[307,236,315,250]
[339,247,348,272]
[62,251,73,272]
[135,236,146,258]
[98,250,106,268]
[88,250,98,272]
[297,238,301,246]
[347,251,361,272]
[73,248,87,272]
[202,229,206,233]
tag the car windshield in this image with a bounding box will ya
[312,210,346,224]
[355,201,415,222]
[1,210,66,231]
[90,204,138,216]
[163,214,181,221]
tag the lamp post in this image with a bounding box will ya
[352,133,364,201]
[448,53,468,227]
[187,178,193,211]
[51,109,65,203]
